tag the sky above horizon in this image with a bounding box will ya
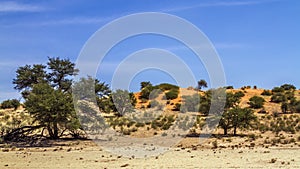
[0,0,300,101]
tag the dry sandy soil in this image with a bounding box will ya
[0,139,299,169]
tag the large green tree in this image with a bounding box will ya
[13,57,78,96]
[13,57,80,139]
[218,91,257,136]
[25,83,79,139]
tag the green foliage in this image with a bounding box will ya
[111,89,136,116]
[157,83,179,91]
[281,102,289,113]
[165,89,179,100]
[73,76,111,100]
[25,83,79,139]
[249,96,265,109]
[261,90,272,96]
[151,115,175,130]
[139,85,159,100]
[272,87,284,93]
[290,100,300,113]
[181,94,200,112]
[280,84,296,91]
[13,57,81,139]
[173,103,181,111]
[271,93,286,103]
[217,90,253,136]
[73,76,113,115]
[219,107,256,135]
[140,81,152,90]
[0,99,20,110]
[225,91,244,109]
[13,57,78,98]
[197,79,208,90]
[226,86,234,89]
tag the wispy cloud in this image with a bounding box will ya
[37,16,114,26]
[0,1,45,12]
[0,15,118,28]
[165,43,249,51]
[163,0,279,12]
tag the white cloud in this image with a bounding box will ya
[0,1,44,12]
[165,43,249,51]
[36,16,114,26]
[163,0,280,12]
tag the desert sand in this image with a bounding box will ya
[1,139,299,169]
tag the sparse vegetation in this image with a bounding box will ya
[0,99,20,110]
[249,96,265,109]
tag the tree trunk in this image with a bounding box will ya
[224,127,228,135]
[53,122,59,139]
[233,126,237,136]
[47,125,54,139]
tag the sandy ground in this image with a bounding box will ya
[0,140,299,169]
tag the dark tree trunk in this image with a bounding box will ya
[233,126,237,136]
[223,127,228,135]
[53,122,59,139]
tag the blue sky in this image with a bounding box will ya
[0,0,300,101]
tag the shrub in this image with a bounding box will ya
[261,90,272,96]
[271,93,286,103]
[270,158,277,163]
[181,94,200,112]
[157,83,179,91]
[173,103,181,111]
[135,122,145,128]
[212,140,218,149]
[226,86,234,89]
[249,96,265,109]
[0,99,20,110]
[280,84,296,91]
[161,132,168,137]
[272,87,284,93]
[139,85,159,100]
[165,89,179,100]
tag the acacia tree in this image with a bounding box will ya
[72,76,112,114]
[13,57,78,94]
[13,57,80,139]
[111,89,136,117]
[25,83,79,139]
[228,107,256,136]
[218,91,254,135]
[197,79,208,90]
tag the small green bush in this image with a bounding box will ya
[261,90,272,96]
[157,83,179,91]
[249,96,265,109]
[272,87,284,93]
[0,99,20,110]
[271,93,286,103]
[165,89,179,100]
